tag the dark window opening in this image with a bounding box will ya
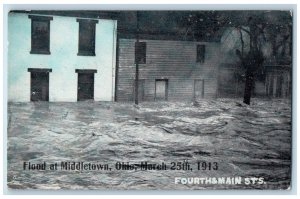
[28,68,52,101]
[135,42,146,64]
[77,19,98,56]
[76,69,97,101]
[197,44,205,63]
[29,15,53,54]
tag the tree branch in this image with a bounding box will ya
[238,26,250,35]
[238,28,245,57]
[275,35,290,50]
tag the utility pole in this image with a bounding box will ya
[134,11,140,105]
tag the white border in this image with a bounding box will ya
[1,1,298,198]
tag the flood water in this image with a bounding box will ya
[7,98,291,190]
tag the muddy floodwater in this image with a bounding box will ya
[7,99,291,190]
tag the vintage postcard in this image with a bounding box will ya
[6,10,292,190]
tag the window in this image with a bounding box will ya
[28,15,53,54]
[135,42,146,64]
[77,19,98,56]
[196,45,205,63]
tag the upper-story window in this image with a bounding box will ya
[135,42,146,64]
[77,19,98,56]
[28,15,53,54]
[196,44,205,63]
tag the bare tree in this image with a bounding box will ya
[235,14,292,104]
[178,11,291,104]
[235,16,265,105]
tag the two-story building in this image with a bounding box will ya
[8,12,117,102]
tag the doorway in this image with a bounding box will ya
[28,68,51,101]
[76,69,97,101]
[155,79,168,101]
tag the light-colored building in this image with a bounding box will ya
[8,12,117,102]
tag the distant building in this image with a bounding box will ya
[217,26,292,99]
[264,64,291,98]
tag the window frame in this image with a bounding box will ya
[77,19,98,56]
[196,44,206,63]
[28,15,53,55]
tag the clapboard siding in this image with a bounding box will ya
[117,39,221,101]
